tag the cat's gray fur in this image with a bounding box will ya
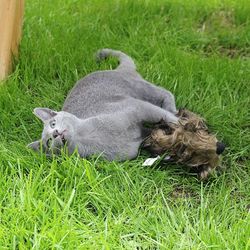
[28,49,178,160]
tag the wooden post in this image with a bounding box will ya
[0,0,24,81]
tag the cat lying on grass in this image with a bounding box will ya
[28,49,179,160]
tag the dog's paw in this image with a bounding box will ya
[198,166,212,180]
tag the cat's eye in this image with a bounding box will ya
[50,120,56,128]
[46,138,52,148]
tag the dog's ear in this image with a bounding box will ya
[198,120,208,131]
[177,108,189,118]
[184,123,197,132]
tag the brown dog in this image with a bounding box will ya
[142,109,225,180]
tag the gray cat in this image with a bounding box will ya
[28,49,178,160]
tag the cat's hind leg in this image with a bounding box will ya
[138,80,177,114]
[136,99,178,124]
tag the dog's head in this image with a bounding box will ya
[143,109,225,179]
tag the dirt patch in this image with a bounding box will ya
[198,9,236,33]
[230,187,250,205]
[247,204,250,213]
[170,186,197,199]
[195,9,250,59]
[202,44,250,59]
[219,46,249,58]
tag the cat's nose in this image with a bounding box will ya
[53,130,59,138]
[216,141,225,155]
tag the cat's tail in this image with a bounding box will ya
[96,48,136,71]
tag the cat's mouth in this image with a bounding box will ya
[61,135,67,145]
[54,130,68,146]
[56,134,67,146]
[48,134,67,149]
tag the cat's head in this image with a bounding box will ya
[28,108,78,154]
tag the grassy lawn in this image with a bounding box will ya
[0,0,249,248]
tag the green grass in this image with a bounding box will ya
[0,0,250,248]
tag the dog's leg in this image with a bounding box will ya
[198,166,212,180]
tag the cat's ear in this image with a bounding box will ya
[33,108,57,122]
[27,140,42,151]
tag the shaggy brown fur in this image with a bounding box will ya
[143,109,223,180]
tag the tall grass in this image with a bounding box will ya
[0,0,249,248]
